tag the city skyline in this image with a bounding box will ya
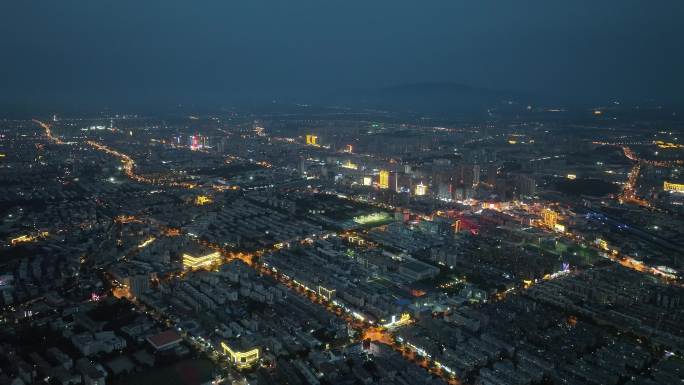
[0,2,683,385]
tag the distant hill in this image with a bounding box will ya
[325,81,532,117]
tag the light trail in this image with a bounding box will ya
[618,146,650,207]
[33,119,63,144]
[597,143,680,208]
[87,140,197,189]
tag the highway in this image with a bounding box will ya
[33,119,64,144]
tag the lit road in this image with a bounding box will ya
[597,143,680,208]
[86,140,197,189]
[33,119,64,144]
[194,233,463,384]
[90,131,680,382]
[509,205,681,285]
[619,146,650,207]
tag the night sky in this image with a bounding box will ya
[1,1,683,110]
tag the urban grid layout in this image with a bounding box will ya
[1,2,683,385]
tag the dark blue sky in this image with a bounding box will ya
[1,1,683,110]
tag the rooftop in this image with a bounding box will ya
[147,329,182,350]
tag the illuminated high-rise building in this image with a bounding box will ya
[437,183,452,200]
[455,163,480,188]
[542,208,558,228]
[305,134,319,146]
[516,174,536,197]
[221,340,260,369]
[415,182,428,196]
[183,251,222,270]
[664,181,684,192]
[216,137,227,154]
[195,195,213,205]
[472,164,480,186]
[191,135,200,150]
[379,170,390,189]
[318,286,336,301]
[299,158,307,176]
[341,160,358,170]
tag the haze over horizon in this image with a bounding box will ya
[2,3,684,384]
[2,0,684,112]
